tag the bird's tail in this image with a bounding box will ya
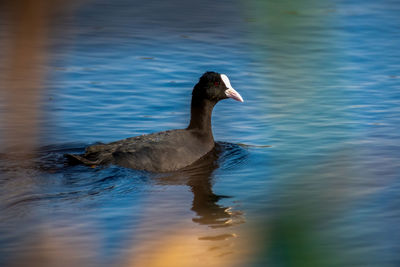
[65,153,100,166]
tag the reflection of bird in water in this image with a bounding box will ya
[156,142,246,229]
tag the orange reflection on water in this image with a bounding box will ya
[125,224,249,267]
[1,0,52,154]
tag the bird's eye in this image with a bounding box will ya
[214,82,219,86]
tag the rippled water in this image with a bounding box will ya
[1,0,400,266]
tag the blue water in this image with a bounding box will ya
[1,0,400,266]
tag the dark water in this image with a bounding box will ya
[1,0,400,266]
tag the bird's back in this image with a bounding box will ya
[67,129,214,172]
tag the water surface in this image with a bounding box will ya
[1,0,400,266]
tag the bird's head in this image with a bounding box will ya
[192,71,244,103]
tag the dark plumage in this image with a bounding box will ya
[66,71,243,172]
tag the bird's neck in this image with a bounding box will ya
[187,98,216,136]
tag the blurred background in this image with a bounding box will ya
[1,0,400,266]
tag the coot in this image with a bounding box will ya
[66,71,243,172]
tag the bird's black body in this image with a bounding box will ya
[66,71,243,172]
